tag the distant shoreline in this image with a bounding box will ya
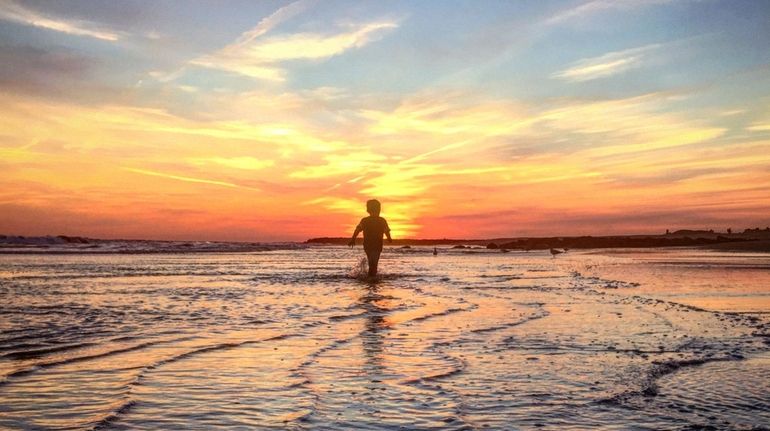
[2,230,770,254]
[308,229,770,251]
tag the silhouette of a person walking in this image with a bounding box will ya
[349,199,392,277]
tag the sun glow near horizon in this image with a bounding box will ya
[1,0,769,241]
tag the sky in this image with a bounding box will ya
[1,0,769,241]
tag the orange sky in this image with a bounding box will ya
[1,1,769,241]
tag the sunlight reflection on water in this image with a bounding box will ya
[0,247,768,430]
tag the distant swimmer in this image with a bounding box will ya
[433,247,438,255]
[550,248,565,258]
[349,199,392,277]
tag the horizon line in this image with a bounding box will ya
[3,227,764,244]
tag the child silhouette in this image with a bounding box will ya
[348,199,392,277]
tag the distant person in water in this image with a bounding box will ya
[348,199,392,277]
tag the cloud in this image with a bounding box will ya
[747,122,770,132]
[122,167,257,190]
[188,0,398,81]
[552,44,660,82]
[0,0,120,41]
[361,91,533,140]
[290,151,386,179]
[535,93,726,156]
[189,156,274,171]
[602,167,734,187]
[230,0,316,44]
[546,0,676,25]
[0,44,97,95]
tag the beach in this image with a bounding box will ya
[1,246,768,430]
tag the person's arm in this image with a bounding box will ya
[349,222,363,247]
[384,219,392,243]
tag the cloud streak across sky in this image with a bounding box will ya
[545,0,677,25]
[0,0,119,41]
[0,0,769,241]
[552,44,660,82]
[188,0,399,81]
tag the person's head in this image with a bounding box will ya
[366,199,381,216]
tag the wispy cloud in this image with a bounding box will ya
[231,0,316,44]
[0,0,120,41]
[290,151,386,179]
[189,0,399,81]
[747,122,770,132]
[546,0,676,25]
[552,44,660,82]
[189,157,274,171]
[122,167,255,190]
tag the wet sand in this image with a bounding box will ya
[0,247,768,430]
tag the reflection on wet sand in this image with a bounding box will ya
[361,283,388,386]
[0,247,768,430]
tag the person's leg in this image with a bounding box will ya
[365,247,380,277]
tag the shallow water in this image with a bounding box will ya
[573,248,770,313]
[0,247,768,430]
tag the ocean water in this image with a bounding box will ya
[0,247,768,430]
